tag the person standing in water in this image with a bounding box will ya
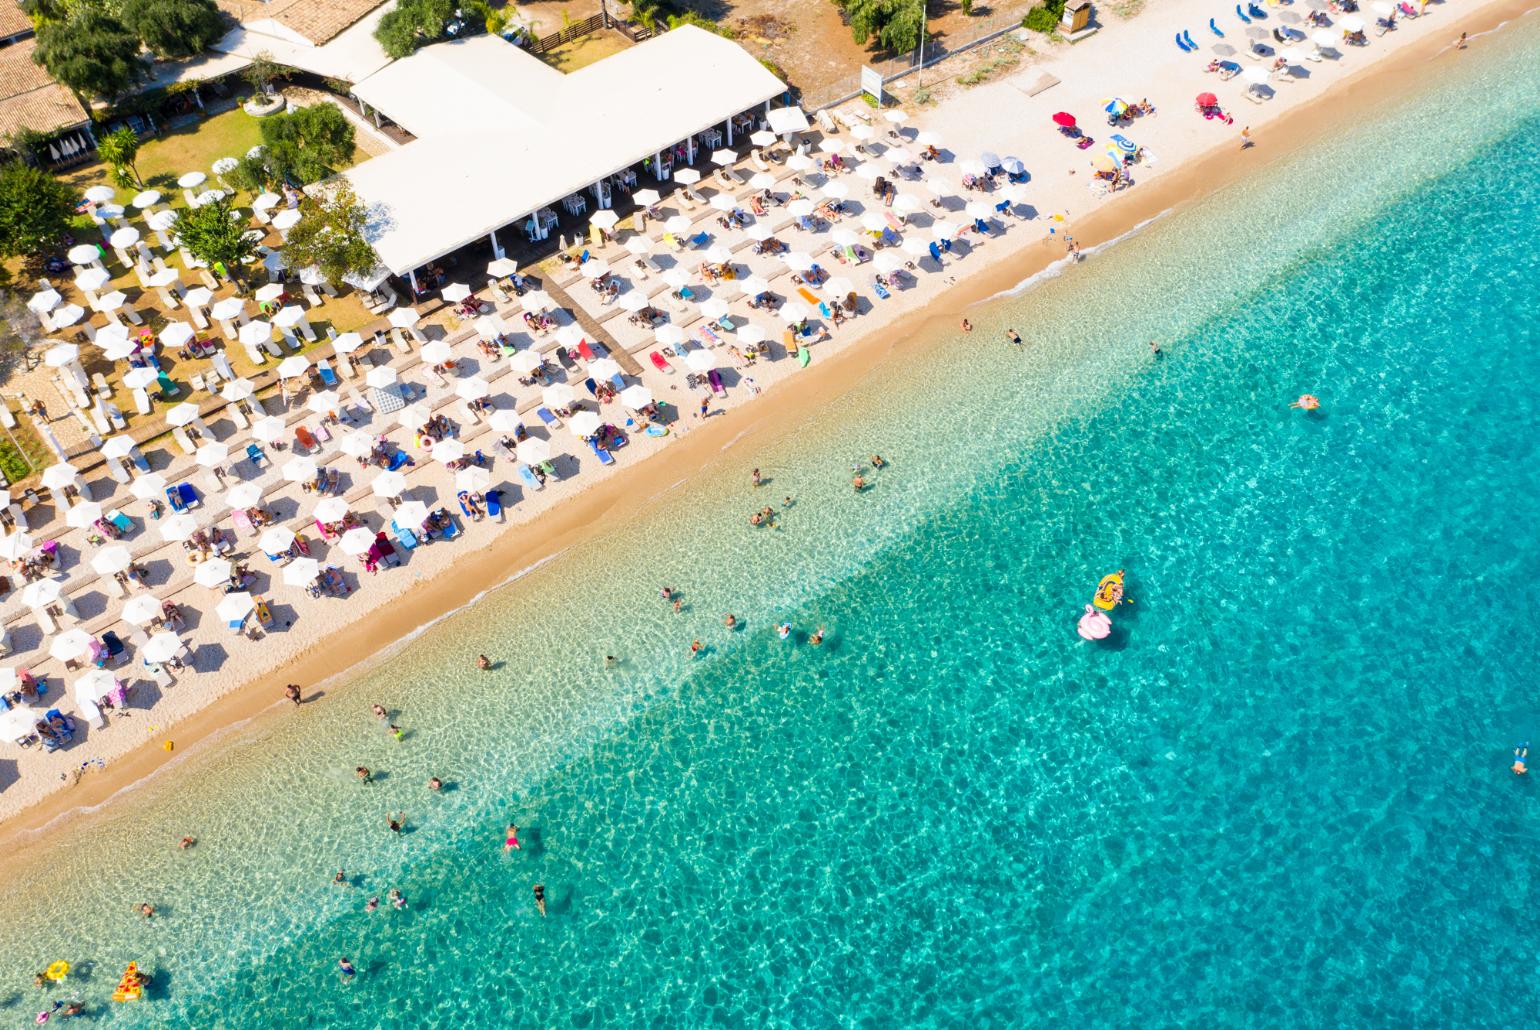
[533,884,547,917]
[476,654,492,671]
[285,684,302,705]
[337,957,356,982]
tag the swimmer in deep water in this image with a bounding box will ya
[338,957,356,981]
[810,627,825,645]
[724,613,737,629]
[690,640,704,657]
[777,623,792,640]
[1291,394,1320,410]
[366,897,379,913]
[533,884,547,917]
[504,824,521,852]
[427,776,442,791]
[1514,743,1529,775]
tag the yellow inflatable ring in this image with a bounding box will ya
[45,960,69,981]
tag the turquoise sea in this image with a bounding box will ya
[5,16,1540,1026]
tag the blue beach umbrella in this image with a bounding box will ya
[1001,156,1025,175]
[1103,97,1129,115]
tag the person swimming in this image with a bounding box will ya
[870,455,886,469]
[365,897,380,913]
[504,824,521,852]
[388,888,407,910]
[810,627,825,645]
[1291,394,1321,410]
[777,623,792,641]
[533,884,547,917]
[1514,743,1529,775]
[724,613,737,628]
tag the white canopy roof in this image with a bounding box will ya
[346,26,784,275]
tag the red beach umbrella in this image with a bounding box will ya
[1052,112,1077,127]
[1195,92,1218,107]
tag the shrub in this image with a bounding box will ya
[1023,5,1060,32]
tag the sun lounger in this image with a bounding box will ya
[166,482,198,512]
[246,443,267,467]
[575,341,595,362]
[797,287,821,306]
[106,509,134,534]
[816,109,838,134]
[295,426,318,451]
[317,360,338,388]
[485,489,503,517]
[133,388,151,415]
[663,232,683,251]
[872,277,891,300]
[698,324,722,347]
[708,369,724,394]
[387,449,413,472]
[650,351,672,372]
[390,520,419,549]
[589,439,615,466]
[688,231,710,248]
[536,406,560,429]
[232,508,255,536]
[457,492,474,518]
[1235,3,1251,20]
[517,463,543,491]
[583,376,599,397]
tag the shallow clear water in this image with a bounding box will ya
[6,19,1540,1026]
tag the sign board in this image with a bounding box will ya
[860,65,884,106]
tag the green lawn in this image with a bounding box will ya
[539,31,632,72]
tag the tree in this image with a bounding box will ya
[280,179,378,287]
[33,10,146,109]
[241,50,286,95]
[259,104,355,185]
[840,0,925,53]
[173,195,258,285]
[374,0,453,60]
[0,161,77,258]
[120,0,229,59]
[97,125,143,188]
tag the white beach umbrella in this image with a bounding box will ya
[252,415,287,444]
[41,462,79,491]
[441,282,472,303]
[507,350,542,373]
[662,268,690,290]
[456,376,492,401]
[875,251,905,273]
[787,198,815,218]
[1339,14,1365,31]
[784,252,815,272]
[259,526,296,554]
[487,410,523,433]
[226,482,263,509]
[193,557,233,587]
[711,149,738,166]
[737,275,771,297]
[129,473,168,501]
[902,236,932,258]
[749,171,777,190]
[520,290,553,313]
[277,355,311,379]
[455,466,491,492]
[371,470,406,498]
[685,348,717,372]
[64,500,103,530]
[822,180,850,200]
[632,188,661,207]
[823,276,854,297]
[50,629,95,663]
[894,194,921,215]
[142,632,185,664]
[332,331,366,354]
[220,378,256,404]
[884,109,909,124]
[365,366,398,389]
[664,215,691,234]
[195,442,229,468]
[282,456,318,483]
[282,557,321,588]
[746,222,774,241]
[620,384,653,409]
[20,578,63,608]
[819,138,845,155]
[314,496,350,522]
[830,228,859,247]
[307,390,341,417]
[568,411,601,438]
[703,244,733,264]
[916,130,942,147]
[83,184,115,204]
[340,527,376,555]
[160,513,199,542]
[699,297,729,321]
[394,500,430,527]
[616,289,649,312]
[337,431,374,461]
[542,383,575,408]
[590,209,620,229]
[388,307,421,329]
[514,438,550,465]
[624,235,654,256]
[121,594,164,626]
[554,324,585,349]
[579,259,611,279]
[780,301,811,323]
[1242,65,1271,85]
[655,324,685,346]
[165,401,203,428]
[486,256,519,278]
[787,154,814,172]
[0,531,33,562]
[216,592,255,624]
[849,125,874,142]
[431,438,466,464]
[0,703,40,741]
[737,324,768,346]
[91,544,134,577]
[589,357,621,380]
[709,193,737,212]
[673,168,701,185]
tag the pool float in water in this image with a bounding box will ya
[1078,604,1112,640]
[1093,571,1125,611]
[112,963,146,1002]
[44,961,69,982]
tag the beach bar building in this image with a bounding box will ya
[343,26,786,290]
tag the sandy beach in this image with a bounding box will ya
[0,0,1530,858]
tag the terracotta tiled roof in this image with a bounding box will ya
[0,1,32,43]
[215,0,386,46]
[0,37,88,138]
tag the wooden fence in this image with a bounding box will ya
[526,14,608,54]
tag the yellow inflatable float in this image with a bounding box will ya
[112,962,146,1002]
[44,960,69,982]
[1093,571,1125,611]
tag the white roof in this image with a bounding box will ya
[211,2,395,84]
[346,27,784,274]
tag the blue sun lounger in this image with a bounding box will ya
[1210,17,1225,34]
[928,241,942,262]
[589,439,615,466]
[245,443,267,468]
[485,489,503,517]
[536,407,559,429]
[386,449,413,472]
[129,449,151,473]
[1176,32,1191,50]
[316,360,339,388]
[517,463,543,491]
[166,482,198,512]
[439,516,459,540]
[1235,4,1251,20]
[105,509,134,534]
[688,231,710,248]
[389,520,419,549]
[872,277,891,300]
